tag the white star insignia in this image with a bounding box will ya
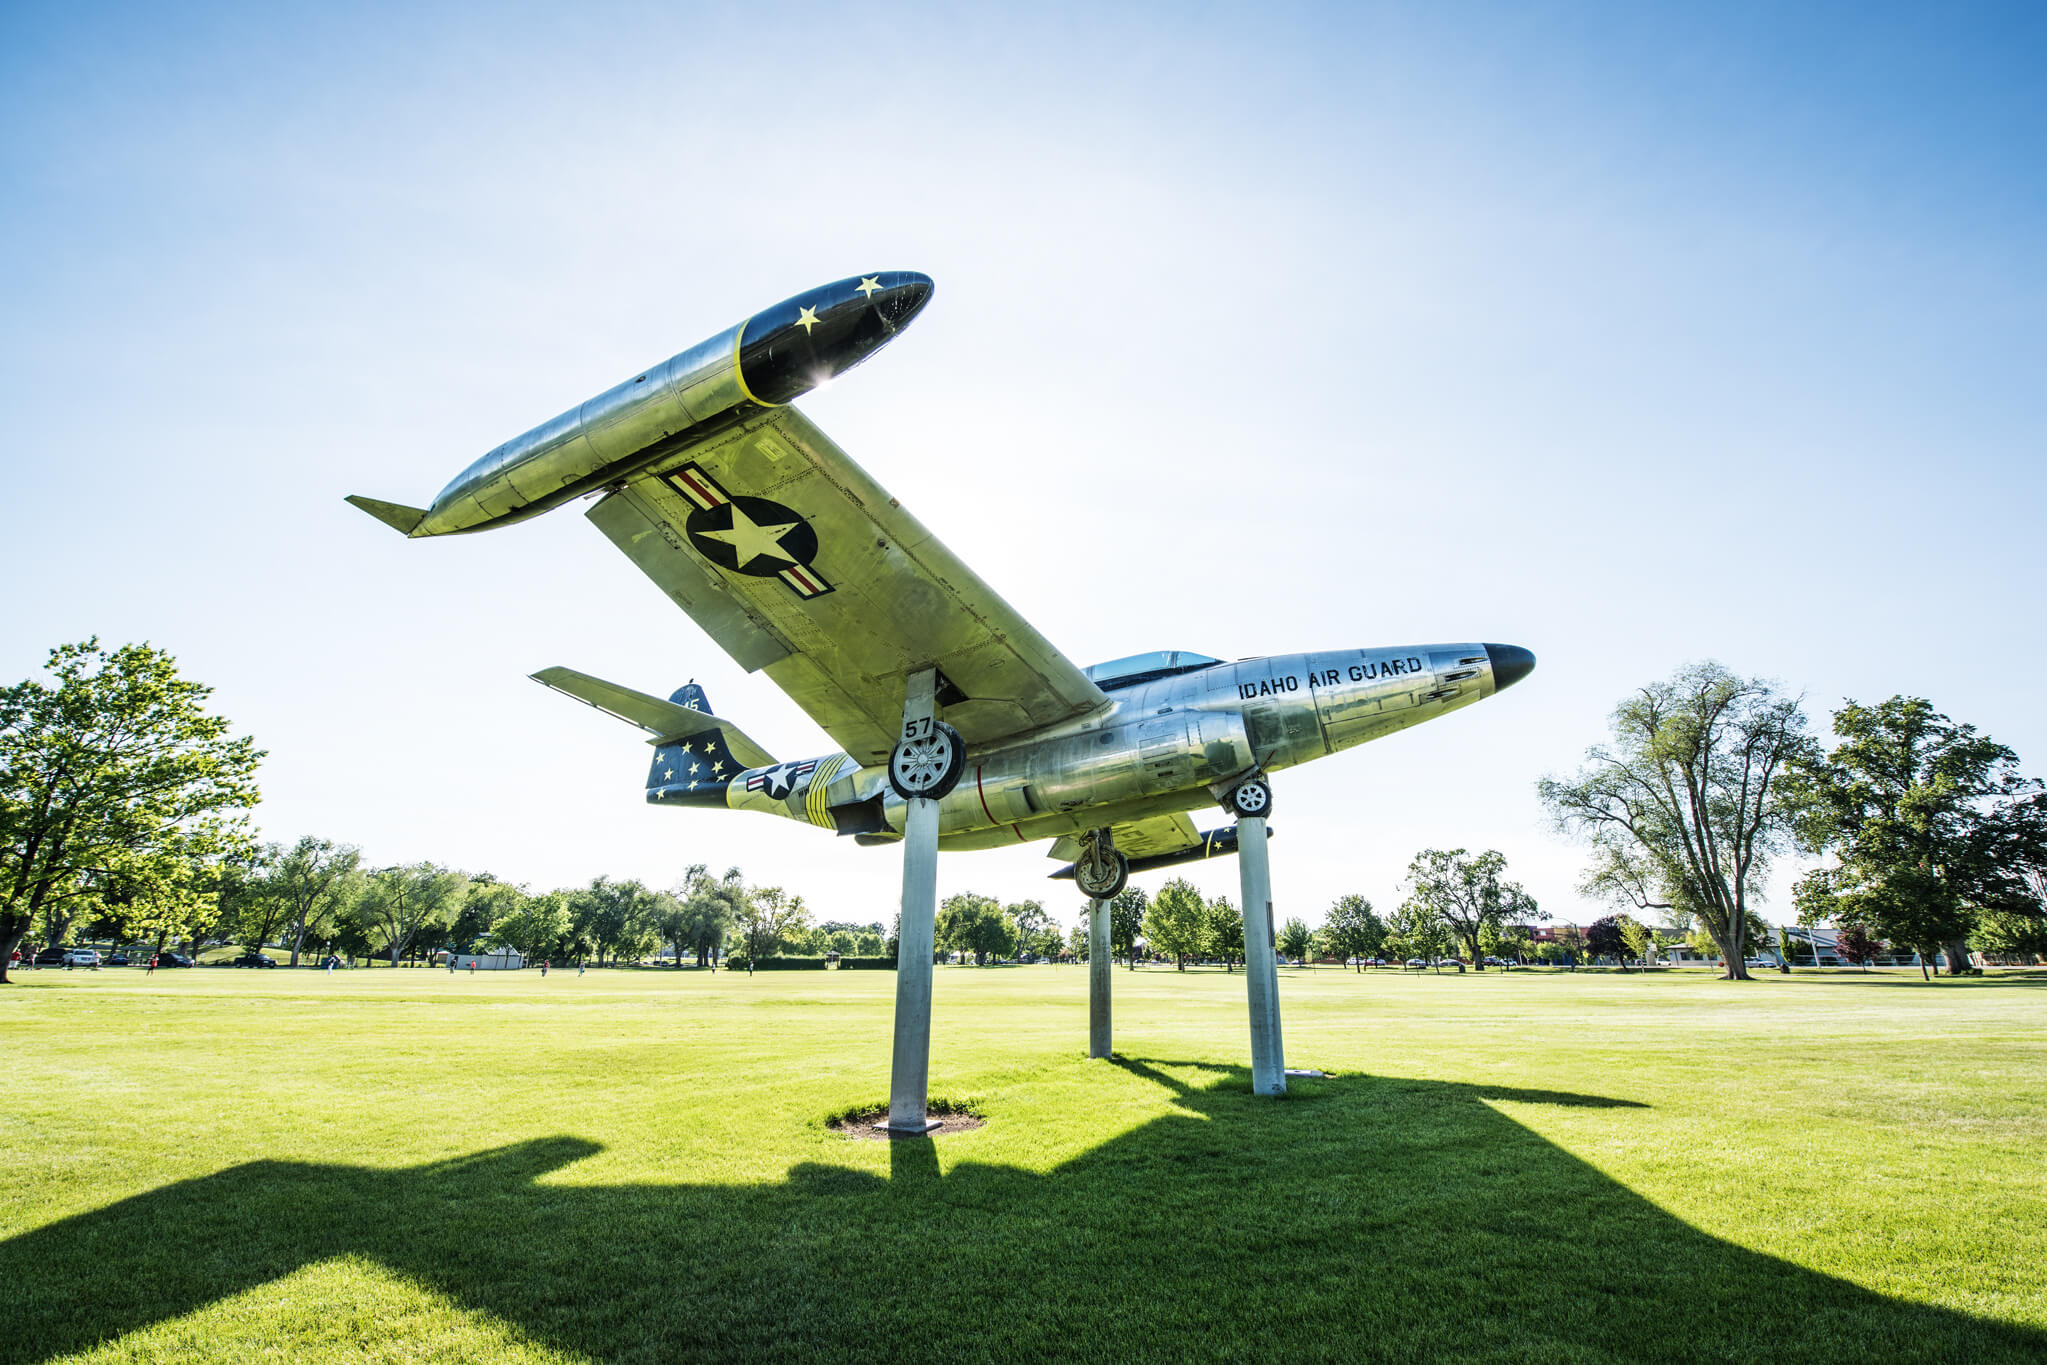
[706,742,718,754]
[664,768,674,779]
[795,305,821,334]
[712,761,726,775]
[698,505,799,570]
[689,761,700,774]
[688,780,698,790]
[855,276,882,299]
[680,742,693,754]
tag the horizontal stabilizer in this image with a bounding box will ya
[346,495,428,535]
[531,667,776,768]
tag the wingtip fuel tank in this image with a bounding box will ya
[346,271,933,538]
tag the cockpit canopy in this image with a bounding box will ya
[1082,650,1223,692]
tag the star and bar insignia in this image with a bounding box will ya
[661,462,834,600]
[745,759,819,801]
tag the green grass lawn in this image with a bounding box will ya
[4,963,2044,1363]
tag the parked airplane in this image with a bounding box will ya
[349,272,1533,899]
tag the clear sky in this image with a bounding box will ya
[5,1,2044,938]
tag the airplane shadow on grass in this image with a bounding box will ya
[7,1064,2040,1364]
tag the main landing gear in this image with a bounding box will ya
[881,670,964,1134]
[1073,827,1129,900]
[1078,827,1124,1061]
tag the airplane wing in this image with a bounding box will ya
[1049,814,1205,863]
[586,408,1108,765]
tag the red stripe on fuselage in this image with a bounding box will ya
[678,470,724,507]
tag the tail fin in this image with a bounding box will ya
[531,667,776,769]
[346,495,427,535]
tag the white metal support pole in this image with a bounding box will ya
[1237,815,1286,1096]
[1088,896,1112,1059]
[886,667,944,1133]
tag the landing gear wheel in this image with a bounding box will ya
[1075,837,1129,900]
[888,720,966,801]
[1227,777,1273,819]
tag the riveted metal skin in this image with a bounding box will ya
[396,273,933,538]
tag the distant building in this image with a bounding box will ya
[450,948,524,970]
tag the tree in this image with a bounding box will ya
[1205,894,1244,972]
[269,837,361,966]
[1107,887,1147,969]
[485,885,569,963]
[1275,916,1312,964]
[1787,697,2040,981]
[1,640,263,983]
[1144,878,1208,970]
[1007,899,1054,960]
[572,877,664,966]
[350,863,468,966]
[735,884,810,962]
[1539,663,1813,982]
[1397,849,1540,971]
[1836,923,1883,971]
[667,865,741,966]
[1068,924,1088,961]
[935,893,1013,965]
[1585,915,1627,966]
[218,844,291,956]
[1388,897,1447,967]
[1322,894,1384,971]
[1617,915,1652,967]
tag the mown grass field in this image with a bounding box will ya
[4,963,2044,1363]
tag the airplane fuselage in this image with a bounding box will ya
[647,641,1528,851]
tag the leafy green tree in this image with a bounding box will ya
[269,837,360,965]
[219,844,291,955]
[1205,894,1244,972]
[936,893,1015,965]
[1277,916,1313,964]
[350,863,468,966]
[736,884,810,962]
[489,888,570,963]
[1007,899,1055,959]
[1,640,263,983]
[1975,907,2047,964]
[1322,894,1385,971]
[1788,697,2040,981]
[1398,848,1539,971]
[1540,663,1813,982]
[666,865,741,967]
[1388,898,1447,967]
[571,877,665,966]
[1143,878,1208,970]
[1617,915,1652,966]
[1107,887,1147,969]
[1068,923,1088,961]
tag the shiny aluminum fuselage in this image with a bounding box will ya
[712,642,1505,847]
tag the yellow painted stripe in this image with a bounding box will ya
[805,755,847,827]
[728,319,783,408]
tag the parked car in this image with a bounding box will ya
[1405,957,1428,969]
[232,953,277,968]
[108,952,130,966]
[34,947,68,966]
[64,948,101,967]
[153,952,195,968]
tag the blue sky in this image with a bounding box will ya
[5,1,2044,934]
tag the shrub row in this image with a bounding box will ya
[837,956,897,970]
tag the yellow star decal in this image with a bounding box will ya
[699,504,799,569]
[712,761,726,775]
[706,742,719,755]
[663,768,674,780]
[855,276,882,299]
[680,742,693,753]
[795,305,821,334]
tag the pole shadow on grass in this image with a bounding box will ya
[6,1069,2040,1364]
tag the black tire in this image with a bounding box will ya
[1228,777,1273,819]
[1075,847,1129,900]
[887,720,966,801]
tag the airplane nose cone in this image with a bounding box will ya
[1484,643,1536,693]
[872,272,933,327]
